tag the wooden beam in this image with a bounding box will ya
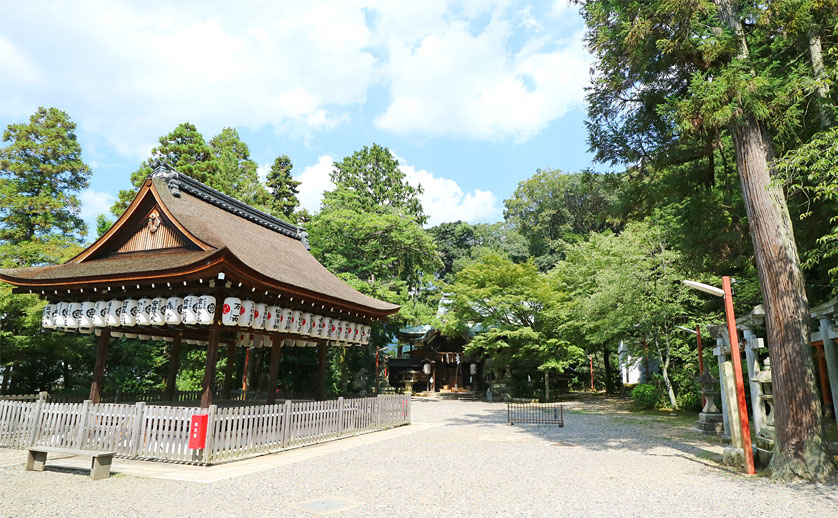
[222,342,237,399]
[164,335,182,402]
[316,341,327,401]
[200,326,221,408]
[89,330,111,403]
[267,337,282,404]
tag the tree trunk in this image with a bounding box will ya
[603,347,614,394]
[808,29,832,129]
[715,0,837,482]
[544,369,550,402]
[656,335,678,408]
[245,347,257,392]
[0,364,11,394]
[62,360,72,391]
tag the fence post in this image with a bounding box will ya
[75,400,91,449]
[202,405,217,465]
[376,395,382,429]
[337,397,344,437]
[281,400,292,448]
[27,399,44,446]
[38,391,48,402]
[130,402,145,457]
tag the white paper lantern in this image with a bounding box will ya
[298,312,311,336]
[182,295,199,325]
[361,325,371,344]
[278,308,293,331]
[287,309,301,334]
[121,299,138,327]
[135,298,151,326]
[221,297,241,326]
[266,305,280,331]
[165,297,183,325]
[51,302,63,328]
[150,297,167,326]
[423,363,432,375]
[198,295,215,325]
[106,299,121,327]
[63,302,81,329]
[252,303,267,330]
[239,299,255,327]
[79,301,95,328]
[93,301,108,327]
[308,314,318,336]
[310,314,323,337]
[42,304,55,329]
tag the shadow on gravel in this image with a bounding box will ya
[437,399,731,474]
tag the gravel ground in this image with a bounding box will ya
[1,396,836,518]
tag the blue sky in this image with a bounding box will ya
[0,1,595,234]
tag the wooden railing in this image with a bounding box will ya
[0,394,411,464]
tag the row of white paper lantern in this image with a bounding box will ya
[42,295,217,330]
[42,296,370,345]
[219,298,370,344]
[233,333,363,349]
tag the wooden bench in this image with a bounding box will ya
[26,447,115,480]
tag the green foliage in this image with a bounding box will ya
[208,127,272,213]
[428,220,528,280]
[676,390,702,412]
[328,143,426,225]
[112,122,218,215]
[0,106,91,266]
[632,383,662,409]
[265,154,301,220]
[504,169,620,270]
[95,214,113,238]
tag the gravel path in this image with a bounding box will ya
[1,396,836,517]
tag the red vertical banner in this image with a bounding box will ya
[189,414,208,449]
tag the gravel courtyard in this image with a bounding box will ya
[1,396,836,517]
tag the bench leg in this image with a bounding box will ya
[25,451,47,472]
[90,455,113,481]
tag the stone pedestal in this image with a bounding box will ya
[721,361,743,448]
[694,367,723,435]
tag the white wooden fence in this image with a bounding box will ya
[0,394,410,464]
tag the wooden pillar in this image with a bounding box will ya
[316,341,327,401]
[267,337,282,404]
[200,326,221,408]
[89,330,111,404]
[222,342,237,399]
[164,335,182,402]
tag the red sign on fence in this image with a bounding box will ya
[189,414,208,449]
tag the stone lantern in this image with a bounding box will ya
[752,358,775,466]
[694,366,724,435]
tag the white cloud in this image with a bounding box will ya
[0,2,590,155]
[294,154,499,226]
[0,2,377,158]
[373,5,591,142]
[80,189,116,220]
[257,163,271,183]
[295,155,336,214]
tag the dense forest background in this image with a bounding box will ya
[1,1,836,416]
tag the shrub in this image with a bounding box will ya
[676,390,702,412]
[631,383,662,409]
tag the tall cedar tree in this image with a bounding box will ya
[208,127,272,213]
[112,122,218,216]
[328,143,426,225]
[0,107,90,266]
[579,0,836,480]
[0,107,91,394]
[266,154,301,219]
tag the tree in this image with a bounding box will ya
[112,122,218,216]
[579,0,836,480]
[265,154,301,220]
[0,107,92,393]
[0,107,91,266]
[328,143,426,225]
[95,214,113,238]
[504,169,620,270]
[208,127,271,213]
[441,253,578,398]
